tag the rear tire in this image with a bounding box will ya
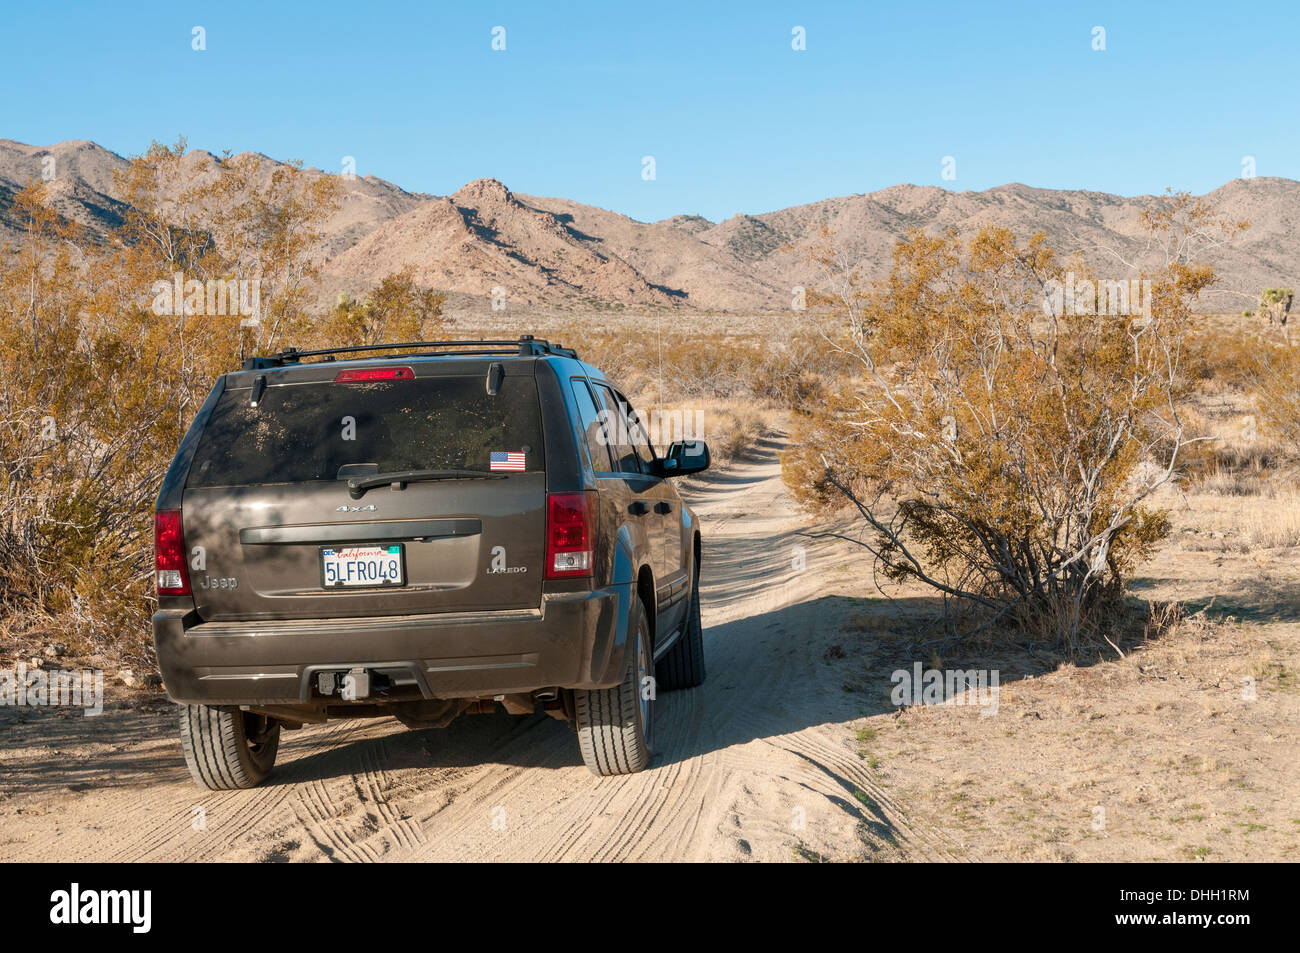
[656,560,706,690]
[179,704,280,790]
[574,596,653,776]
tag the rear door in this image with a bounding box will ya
[181,360,545,622]
[590,383,686,631]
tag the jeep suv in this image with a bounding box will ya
[152,337,710,789]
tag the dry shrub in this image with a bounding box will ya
[321,268,445,346]
[1180,315,1299,471]
[0,141,436,660]
[1175,398,1288,495]
[0,188,171,652]
[1182,326,1265,394]
[1251,342,1300,457]
[784,196,1245,656]
[1178,326,1300,491]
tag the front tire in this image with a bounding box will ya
[179,704,280,790]
[574,596,654,776]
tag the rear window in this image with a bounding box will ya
[187,373,544,487]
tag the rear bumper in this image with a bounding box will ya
[153,585,632,705]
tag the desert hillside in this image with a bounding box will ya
[1,138,1294,311]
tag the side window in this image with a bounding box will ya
[570,379,613,472]
[619,392,656,471]
[593,383,642,475]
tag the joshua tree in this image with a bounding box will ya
[1259,288,1293,328]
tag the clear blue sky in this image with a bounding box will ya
[4,1,1296,223]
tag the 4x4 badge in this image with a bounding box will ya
[336,504,377,512]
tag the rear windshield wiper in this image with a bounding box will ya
[345,468,506,499]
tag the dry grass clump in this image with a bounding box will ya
[688,398,773,466]
[1190,451,1289,497]
[1180,489,1300,552]
[1182,417,1290,497]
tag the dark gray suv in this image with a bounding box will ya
[152,337,710,788]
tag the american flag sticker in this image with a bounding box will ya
[490,451,526,472]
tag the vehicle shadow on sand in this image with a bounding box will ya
[265,591,1084,787]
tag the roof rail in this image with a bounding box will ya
[239,335,580,370]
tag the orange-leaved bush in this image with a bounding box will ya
[783,194,1244,654]
[0,139,441,658]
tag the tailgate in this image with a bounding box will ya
[180,362,546,622]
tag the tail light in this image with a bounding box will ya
[545,491,597,579]
[154,510,191,596]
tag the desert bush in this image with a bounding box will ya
[1182,325,1266,392]
[1174,320,1296,487]
[535,325,799,464]
[784,195,1243,655]
[0,185,170,650]
[0,141,439,658]
[320,267,446,346]
[1250,343,1300,456]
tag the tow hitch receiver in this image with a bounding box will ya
[317,668,376,700]
[342,668,370,699]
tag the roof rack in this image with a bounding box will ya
[240,335,580,370]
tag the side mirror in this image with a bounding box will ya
[656,440,710,477]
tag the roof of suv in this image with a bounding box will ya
[239,336,582,372]
[228,336,611,389]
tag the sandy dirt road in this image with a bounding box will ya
[0,434,957,863]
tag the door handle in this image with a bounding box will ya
[629,501,649,516]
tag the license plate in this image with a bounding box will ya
[320,545,405,588]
